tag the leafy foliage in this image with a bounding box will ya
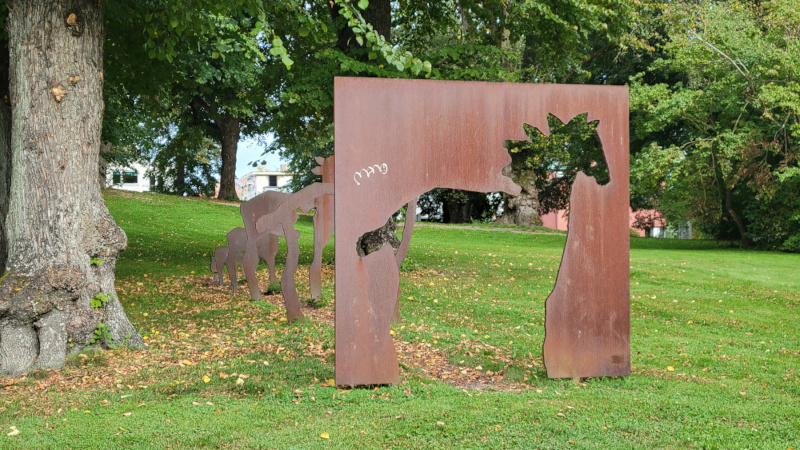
[91,293,110,309]
[269,1,646,179]
[630,0,800,248]
[87,322,112,346]
[149,123,221,197]
[417,189,503,223]
[505,113,606,215]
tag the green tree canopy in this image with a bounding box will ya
[630,0,799,248]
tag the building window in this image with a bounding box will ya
[112,171,121,184]
[123,171,138,184]
[269,175,278,187]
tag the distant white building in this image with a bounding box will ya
[239,165,293,200]
[106,162,152,193]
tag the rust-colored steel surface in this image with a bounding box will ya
[391,197,417,323]
[224,227,248,291]
[240,192,289,298]
[252,182,334,322]
[210,245,229,285]
[310,156,336,300]
[238,157,335,321]
[334,77,629,385]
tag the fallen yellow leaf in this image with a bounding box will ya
[667,366,675,371]
[320,432,330,439]
[202,375,211,383]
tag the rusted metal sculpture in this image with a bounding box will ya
[307,154,416,307]
[238,155,415,325]
[391,198,417,323]
[240,191,289,297]
[252,183,334,322]
[210,226,279,292]
[224,227,249,290]
[210,245,229,285]
[333,77,630,385]
[239,158,336,307]
[309,156,335,301]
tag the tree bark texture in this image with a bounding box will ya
[444,195,473,224]
[1,37,12,273]
[724,187,752,248]
[216,113,240,201]
[0,0,143,376]
[499,151,542,226]
[175,159,187,195]
[356,217,401,257]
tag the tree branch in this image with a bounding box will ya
[691,30,750,79]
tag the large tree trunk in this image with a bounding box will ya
[724,187,752,248]
[499,151,542,226]
[175,161,187,195]
[1,37,12,274]
[443,195,473,223]
[216,113,240,201]
[0,0,143,376]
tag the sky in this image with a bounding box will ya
[235,135,288,178]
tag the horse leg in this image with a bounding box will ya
[242,242,261,300]
[281,226,305,323]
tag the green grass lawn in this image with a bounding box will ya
[1,189,798,448]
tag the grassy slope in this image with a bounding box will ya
[1,190,798,448]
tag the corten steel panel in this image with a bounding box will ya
[225,227,248,292]
[334,77,630,386]
[254,182,334,322]
[210,245,229,285]
[310,156,335,300]
[240,191,291,299]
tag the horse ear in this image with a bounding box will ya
[315,156,325,165]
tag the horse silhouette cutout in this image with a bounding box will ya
[238,158,335,317]
[238,155,414,324]
[210,246,229,285]
[252,182,334,322]
[223,227,247,291]
[333,78,630,385]
[309,156,335,301]
[210,225,279,293]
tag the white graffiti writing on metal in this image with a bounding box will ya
[353,163,388,185]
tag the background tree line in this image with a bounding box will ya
[0,0,796,375]
[101,0,799,250]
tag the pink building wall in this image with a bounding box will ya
[540,208,665,237]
